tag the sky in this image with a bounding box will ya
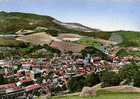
[0,0,140,31]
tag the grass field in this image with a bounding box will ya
[116,49,140,57]
[114,31,140,47]
[52,93,140,99]
[0,38,26,47]
[78,37,101,48]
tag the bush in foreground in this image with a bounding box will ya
[68,75,86,92]
[85,72,100,87]
[134,71,140,87]
[68,73,100,93]
[119,63,140,84]
[101,70,121,87]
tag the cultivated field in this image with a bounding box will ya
[16,32,55,45]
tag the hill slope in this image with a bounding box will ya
[0,11,99,34]
[0,11,140,47]
[110,31,140,47]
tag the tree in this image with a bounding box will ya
[134,71,140,87]
[0,74,8,84]
[46,29,59,36]
[101,70,121,87]
[36,77,43,84]
[81,46,109,60]
[85,72,100,87]
[116,49,129,57]
[119,64,139,84]
[68,75,86,92]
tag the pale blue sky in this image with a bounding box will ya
[0,0,140,31]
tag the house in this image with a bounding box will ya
[0,82,24,99]
[25,84,41,92]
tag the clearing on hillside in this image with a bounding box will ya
[16,32,60,45]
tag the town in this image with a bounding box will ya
[0,7,140,99]
[0,29,139,99]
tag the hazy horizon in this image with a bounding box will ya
[0,0,140,31]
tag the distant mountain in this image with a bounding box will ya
[0,11,100,34]
[53,20,100,32]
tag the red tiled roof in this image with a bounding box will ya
[0,83,21,90]
[0,83,19,90]
[25,84,41,91]
[19,80,32,83]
